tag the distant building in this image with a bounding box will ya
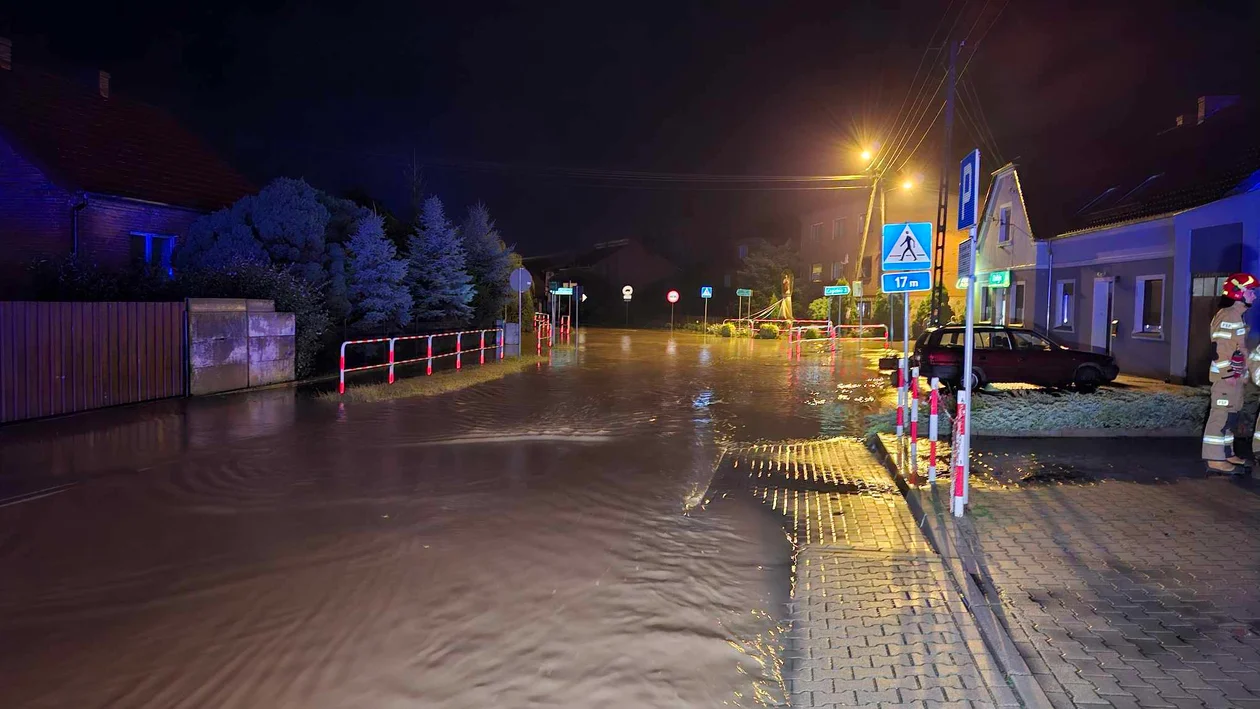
[971,97,1260,383]
[0,38,252,294]
[798,181,966,309]
[522,239,678,304]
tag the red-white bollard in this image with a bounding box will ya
[895,358,905,437]
[456,332,462,370]
[928,377,940,482]
[952,392,967,517]
[388,339,396,384]
[427,335,434,375]
[479,331,486,365]
[909,366,919,474]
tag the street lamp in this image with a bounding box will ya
[860,149,872,163]
[902,179,915,190]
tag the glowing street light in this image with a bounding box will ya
[902,179,915,190]
[860,149,872,162]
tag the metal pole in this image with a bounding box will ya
[670,303,675,332]
[956,229,977,517]
[910,366,919,477]
[338,341,347,395]
[575,286,580,333]
[928,377,939,482]
[857,299,863,356]
[388,338,396,384]
[703,298,709,332]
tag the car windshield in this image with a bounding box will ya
[1011,330,1056,351]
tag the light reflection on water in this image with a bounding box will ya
[0,329,877,708]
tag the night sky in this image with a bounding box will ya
[4,1,1257,261]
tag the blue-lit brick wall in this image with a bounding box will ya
[0,135,206,294]
[78,197,200,269]
[0,135,72,291]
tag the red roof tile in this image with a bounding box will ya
[0,66,253,211]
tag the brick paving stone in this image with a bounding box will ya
[947,441,1260,709]
[728,439,1007,708]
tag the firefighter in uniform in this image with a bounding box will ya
[1204,273,1257,472]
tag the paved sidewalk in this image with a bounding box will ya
[886,434,1260,708]
[720,439,1019,708]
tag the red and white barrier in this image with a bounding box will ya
[928,377,939,482]
[952,392,968,517]
[895,357,905,437]
[338,327,504,394]
[909,366,919,474]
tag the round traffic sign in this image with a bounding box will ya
[622,285,634,296]
[509,267,533,293]
[666,290,680,304]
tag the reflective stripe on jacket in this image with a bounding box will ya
[1210,304,1248,384]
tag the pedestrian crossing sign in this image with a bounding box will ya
[880,222,934,273]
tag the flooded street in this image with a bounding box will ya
[0,329,884,708]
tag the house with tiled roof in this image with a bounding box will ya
[0,37,253,294]
[971,96,1260,383]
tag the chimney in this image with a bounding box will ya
[0,37,11,71]
[97,70,110,99]
[1198,95,1239,124]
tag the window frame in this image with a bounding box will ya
[832,217,845,241]
[1054,279,1076,332]
[737,244,749,260]
[1010,281,1026,326]
[1134,274,1166,338]
[997,204,1013,244]
[130,231,176,278]
[810,222,823,242]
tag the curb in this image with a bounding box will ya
[973,426,1198,438]
[869,434,1055,709]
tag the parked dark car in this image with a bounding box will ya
[913,325,1119,393]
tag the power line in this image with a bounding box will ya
[894,100,946,173]
[957,0,1011,81]
[875,0,959,153]
[961,76,1004,164]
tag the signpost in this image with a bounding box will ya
[822,284,851,332]
[553,286,573,296]
[622,285,633,325]
[955,149,981,519]
[667,289,680,332]
[735,288,752,324]
[882,221,935,443]
[509,267,532,342]
[853,281,864,352]
[700,286,712,331]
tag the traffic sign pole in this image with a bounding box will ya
[957,231,976,517]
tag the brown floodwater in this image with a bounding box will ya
[0,329,884,708]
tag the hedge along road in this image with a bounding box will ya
[0,328,887,709]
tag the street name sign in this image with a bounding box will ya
[735,288,752,298]
[823,285,851,297]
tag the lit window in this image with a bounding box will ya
[998,205,1012,244]
[738,244,749,260]
[810,263,823,282]
[131,232,176,278]
[1055,280,1075,330]
[1135,275,1165,334]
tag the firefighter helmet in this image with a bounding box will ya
[1223,273,1259,301]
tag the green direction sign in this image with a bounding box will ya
[985,270,1011,288]
[735,288,752,297]
[823,285,851,296]
[552,286,574,296]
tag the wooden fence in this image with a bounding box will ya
[0,301,187,424]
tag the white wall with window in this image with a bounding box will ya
[1134,275,1165,336]
[1055,279,1076,331]
[997,204,1012,244]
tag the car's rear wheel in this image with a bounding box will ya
[1074,366,1103,394]
[951,368,985,392]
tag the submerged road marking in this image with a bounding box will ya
[0,482,80,508]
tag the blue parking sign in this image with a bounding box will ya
[958,149,981,230]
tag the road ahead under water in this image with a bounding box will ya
[0,330,884,708]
